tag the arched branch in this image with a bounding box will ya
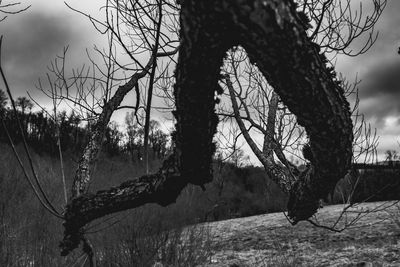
[61,0,353,255]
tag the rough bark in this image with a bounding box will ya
[61,0,353,255]
[219,0,352,222]
[263,92,279,161]
[71,64,151,198]
[172,2,232,187]
[226,74,295,193]
[61,154,184,255]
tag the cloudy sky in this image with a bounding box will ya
[0,0,103,103]
[333,0,400,161]
[0,0,399,163]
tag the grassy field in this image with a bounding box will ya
[1,142,399,266]
[201,201,400,266]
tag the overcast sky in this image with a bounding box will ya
[0,0,399,163]
[0,0,103,103]
[333,0,400,161]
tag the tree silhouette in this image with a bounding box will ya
[0,0,364,261]
[59,0,353,257]
[385,150,398,163]
[0,1,30,22]
[0,89,7,109]
[15,96,33,114]
[219,0,384,205]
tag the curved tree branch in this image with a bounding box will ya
[225,74,295,193]
[61,0,353,256]
[71,59,153,198]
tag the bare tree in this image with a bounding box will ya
[15,96,33,114]
[46,0,179,175]
[52,0,355,258]
[219,0,385,166]
[0,0,359,263]
[385,150,398,163]
[0,88,7,109]
[215,0,384,229]
[0,0,29,22]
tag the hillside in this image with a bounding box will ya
[1,141,399,266]
[201,201,400,266]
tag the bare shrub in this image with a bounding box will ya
[386,201,400,232]
[95,206,213,266]
[0,144,213,266]
[0,144,80,266]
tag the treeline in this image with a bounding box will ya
[0,93,288,221]
[1,108,88,154]
[352,169,400,203]
[0,94,170,160]
[323,167,400,205]
[1,92,399,219]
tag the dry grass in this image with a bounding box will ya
[0,144,215,266]
[1,144,399,266]
[386,201,400,232]
[203,202,400,267]
[95,207,214,266]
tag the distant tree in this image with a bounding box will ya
[15,96,33,113]
[103,122,123,156]
[148,120,169,159]
[230,148,249,168]
[124,112,168,161]
[0,89,7,109]
[385,150,398,163]
[125,111,144,162]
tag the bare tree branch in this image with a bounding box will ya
[60,0,353,256]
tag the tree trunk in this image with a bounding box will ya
[61,0,353,256]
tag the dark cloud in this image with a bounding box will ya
[362,60,400,98]
[331,1,400,160]
[4,14,77,64]
[337,0,400,123]
[336,1,400,80]
[359,59,400,122]
[0,10,93,99]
